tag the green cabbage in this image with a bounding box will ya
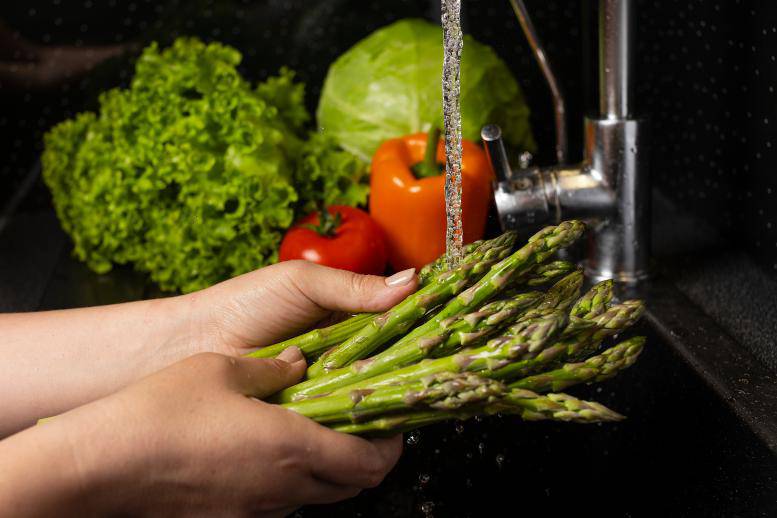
[43,38,367,293]
[317,18,536,162]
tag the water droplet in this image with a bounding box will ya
[477,442,486,455]
[420,501,435,515]
[418,473,431,486]
[454,422,465,434]
[406,431,421,446]
[495,454,506,468]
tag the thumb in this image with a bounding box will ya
[285,262,418,313]
[230,346,307,398]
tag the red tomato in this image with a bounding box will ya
[279,205,388,275]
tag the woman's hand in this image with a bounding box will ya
[0,347,402,517]
[188,261,417,357]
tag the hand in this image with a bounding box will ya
[1,347,402,517]
[188,261,418,357]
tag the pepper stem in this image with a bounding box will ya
[411,127,443,179]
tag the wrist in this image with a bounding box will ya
[137,292,217,368]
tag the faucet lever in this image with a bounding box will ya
[480,124,513,182]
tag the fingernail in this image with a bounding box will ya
[385,268,415,287]
[277,346,303,363]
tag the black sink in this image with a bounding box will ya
[1,199,776,517]
[297,317,777,518]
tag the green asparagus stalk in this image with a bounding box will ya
[417,240,484,285]
[283,372,505,424]
[312,222,585,376]
[418,221,585,328]
[330,389,623,435]
[515,270,583,320]
[562,279,615,338]
[517,260,578,288]
[509,336,646,392]
[279,292,543,402]
[249,247,516,361]
[487,299,645,383]
[306,232,518,377]
[245,313,374,359]
[282,270,580,402]
[248,239,521,361]
[288,309,568,404]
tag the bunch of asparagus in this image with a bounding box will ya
[249,221,646,435]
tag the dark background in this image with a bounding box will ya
[2,0,777,272]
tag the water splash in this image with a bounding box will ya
[441,0,464,267]
[420,501,436,515]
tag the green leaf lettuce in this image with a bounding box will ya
[43,38,367,293]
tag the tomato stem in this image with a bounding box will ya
[411,127,443,179]
[303,206,341,238]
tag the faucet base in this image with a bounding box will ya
[582,117,650,286]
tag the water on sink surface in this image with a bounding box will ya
[298,325,777,517]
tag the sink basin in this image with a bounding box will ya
[299,318,777,517]
[1,200,775,517]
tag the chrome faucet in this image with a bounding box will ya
[483,0,649,285]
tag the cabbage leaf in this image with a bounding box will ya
[317,18,536,162]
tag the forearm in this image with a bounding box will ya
[0,417,98,516]
[0,293,204,436]
[0,399,148,517]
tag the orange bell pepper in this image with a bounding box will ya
[369,131,493,271]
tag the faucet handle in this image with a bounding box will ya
[481,124,513,182]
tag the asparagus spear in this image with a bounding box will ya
[278,292,543,402]
[515,270,583,321]
[245,313,374,359]
[330,296,632,402]
[487,299,645,382]
[306,232,518,377]
[329,389,623,435]
[509,336,646,392]
[281,271,580,402]
[283,372,505,424]
[562,279,615,338]
[252,240,530,361]
[515,260,578,288]
[248,239,526,362]
[285,309,568,404]
[417,240,484,285]
[312,221,585,376]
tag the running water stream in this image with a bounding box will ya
[441,0,464,267]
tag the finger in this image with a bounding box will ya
[368,435,403,470]
[301,420,403,488]
[285,262,418,314]
[226,348,306,398]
